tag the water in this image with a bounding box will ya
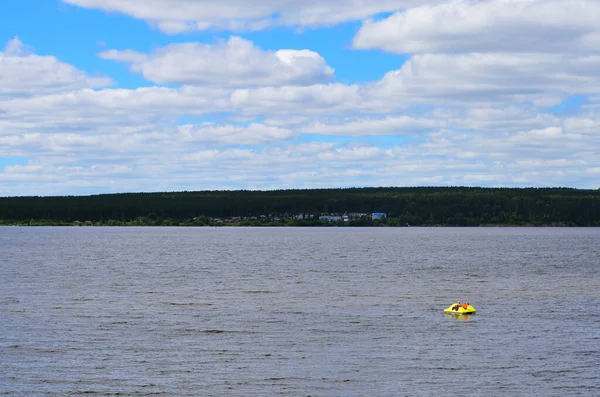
[1,227,599,396]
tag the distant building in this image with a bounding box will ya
[295,214,314,220]
[319,215,342,222]
[372,212,387,220]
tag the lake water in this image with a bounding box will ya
[1,227,599,396]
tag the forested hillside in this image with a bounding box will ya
[1,187,599,226]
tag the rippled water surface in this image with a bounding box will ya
[1,227,599,396]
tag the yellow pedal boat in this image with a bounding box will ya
[444,303,476,315]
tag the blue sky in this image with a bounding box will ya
[1,0,599,196]
[0,1,404,87]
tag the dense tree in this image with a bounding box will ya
[1,187,599,226]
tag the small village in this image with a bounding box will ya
[206,212,387,224]
[65,212,389,227]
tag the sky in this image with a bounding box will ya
[1,0,599,196]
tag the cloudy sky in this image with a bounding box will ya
[1,0,599,196]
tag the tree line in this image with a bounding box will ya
[1,187,599,226]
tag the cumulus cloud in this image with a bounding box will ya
[354,0,600,54]
[317,146,390,161]
[421,125,597,164]
[178,123,293,145]
[3,1,600,194]
[445,106,562,132]
[9,53,595,132]
[302,116,443,136]
[63,0,439,33]
[564,115,600,135]
[368,52,600,104]
[0,86,230,135]
[2,118,599,194]
[99,37,334,87]
[0,37,112,98]
[230,84,364,114]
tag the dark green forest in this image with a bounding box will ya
[1,187,600,226]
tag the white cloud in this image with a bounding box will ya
[182,148,255,163]
[421,124,599,166]
[368,53,600,104]
[450,106,561,132]
[564,116,600,134]
[513,158,587,168]
[63,0,439,33]
[3,119,599,194]
[354,0,600,54]
[262,116,311,127]
[317,146,390,161]
[178,123,293,145]
[4,0,600,195]
[230,84,364,115]
[8,48,598,139]
[0,86,230,134]
[0,37,112,98]
[99,37,334,87]
[9,54,593,132]
[302,116,442,136]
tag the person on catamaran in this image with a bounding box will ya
[454,301,461,310]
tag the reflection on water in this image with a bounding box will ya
[444,313,475,321]
[1,226,599,396]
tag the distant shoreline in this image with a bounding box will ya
[0,222,580,228]
[2,187,599,227]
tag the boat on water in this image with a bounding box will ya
[444,302,476,315]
